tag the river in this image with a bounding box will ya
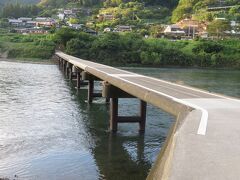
[0,61,239,180]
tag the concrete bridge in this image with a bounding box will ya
[55,52,240,180]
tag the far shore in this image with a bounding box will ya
[0,58,56,65]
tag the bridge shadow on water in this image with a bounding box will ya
[67,79,175,180]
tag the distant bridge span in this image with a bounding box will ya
[55,52,240,180]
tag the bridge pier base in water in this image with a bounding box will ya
[62,60,66,73]
[58,57,62,69]
[66,62,71,79]
[103,82,147,132]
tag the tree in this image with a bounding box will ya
[0,3,41,18]
[68,18,80,24]
[207,19,231,38]
[53,28,78,47]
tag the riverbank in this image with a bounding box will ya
[0,58,55,65]
[1,31,240,69]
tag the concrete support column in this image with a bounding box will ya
[110,98,118,132]
[103,82,147,133]
[139,100,147,133]
[77,72,81,89]
[106,97,110,104]
[65,62,70,78]
[63,60,66,73]
[88,80,94,103]
[58,58,61,69]
[69,64,73,80]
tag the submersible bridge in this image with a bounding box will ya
[56,52,240,180]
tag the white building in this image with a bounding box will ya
[69,23,84,30]
[8,19,23,26]
[164,24,186,36]
[58,13,65,20]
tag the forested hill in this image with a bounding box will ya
[172,0,240,22]
[0,0,39,5]
[38,0,179,8]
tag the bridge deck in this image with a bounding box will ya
[56,52,240,180]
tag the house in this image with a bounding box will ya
[14,28,48,34]
[114,25,132,32]
[35,17,56,27]
[163,24,186,36]
[58,13,65,20]
[35,17,48,22]
[18,17,32,22]
[26,21,37,28]
[98,14,114,21]
[103,14,114,21]
[230,21,240,29]
[176,19,208,38]
[199,31,209,38]
[63,9,77,18]
[104,27,111,32]
[64,10,73,15]
[8,19,23,27]
[69,23,84,30]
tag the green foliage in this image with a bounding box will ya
[53,28,240,68]
[0,3,41,18]
[172,0,240,23]
[0,0,39,6]
[68,18,80,24]
[96,2,171,29]
[39,0,101,7]
[192,41,224,54]
[66,32,96,58]
[53,27,78,46]
[0,33,56,59]
[207,19,231,37]
[38,0,178,8]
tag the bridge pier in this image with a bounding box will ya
[63,60,67,74]
[77,71,81,89]
[61,60,65,72]
[82,71,102,103]
[103,82,147,133]
[66,62,71,78]
[68,63,73,80]
[58,57,62,69]
[65,67,88,89]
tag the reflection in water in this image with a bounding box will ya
[0,62,239,180]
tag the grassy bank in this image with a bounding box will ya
[0,33,56,60]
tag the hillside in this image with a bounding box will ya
[172,0,240,22]
[38,0,179,8]
[0,0,39,5]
